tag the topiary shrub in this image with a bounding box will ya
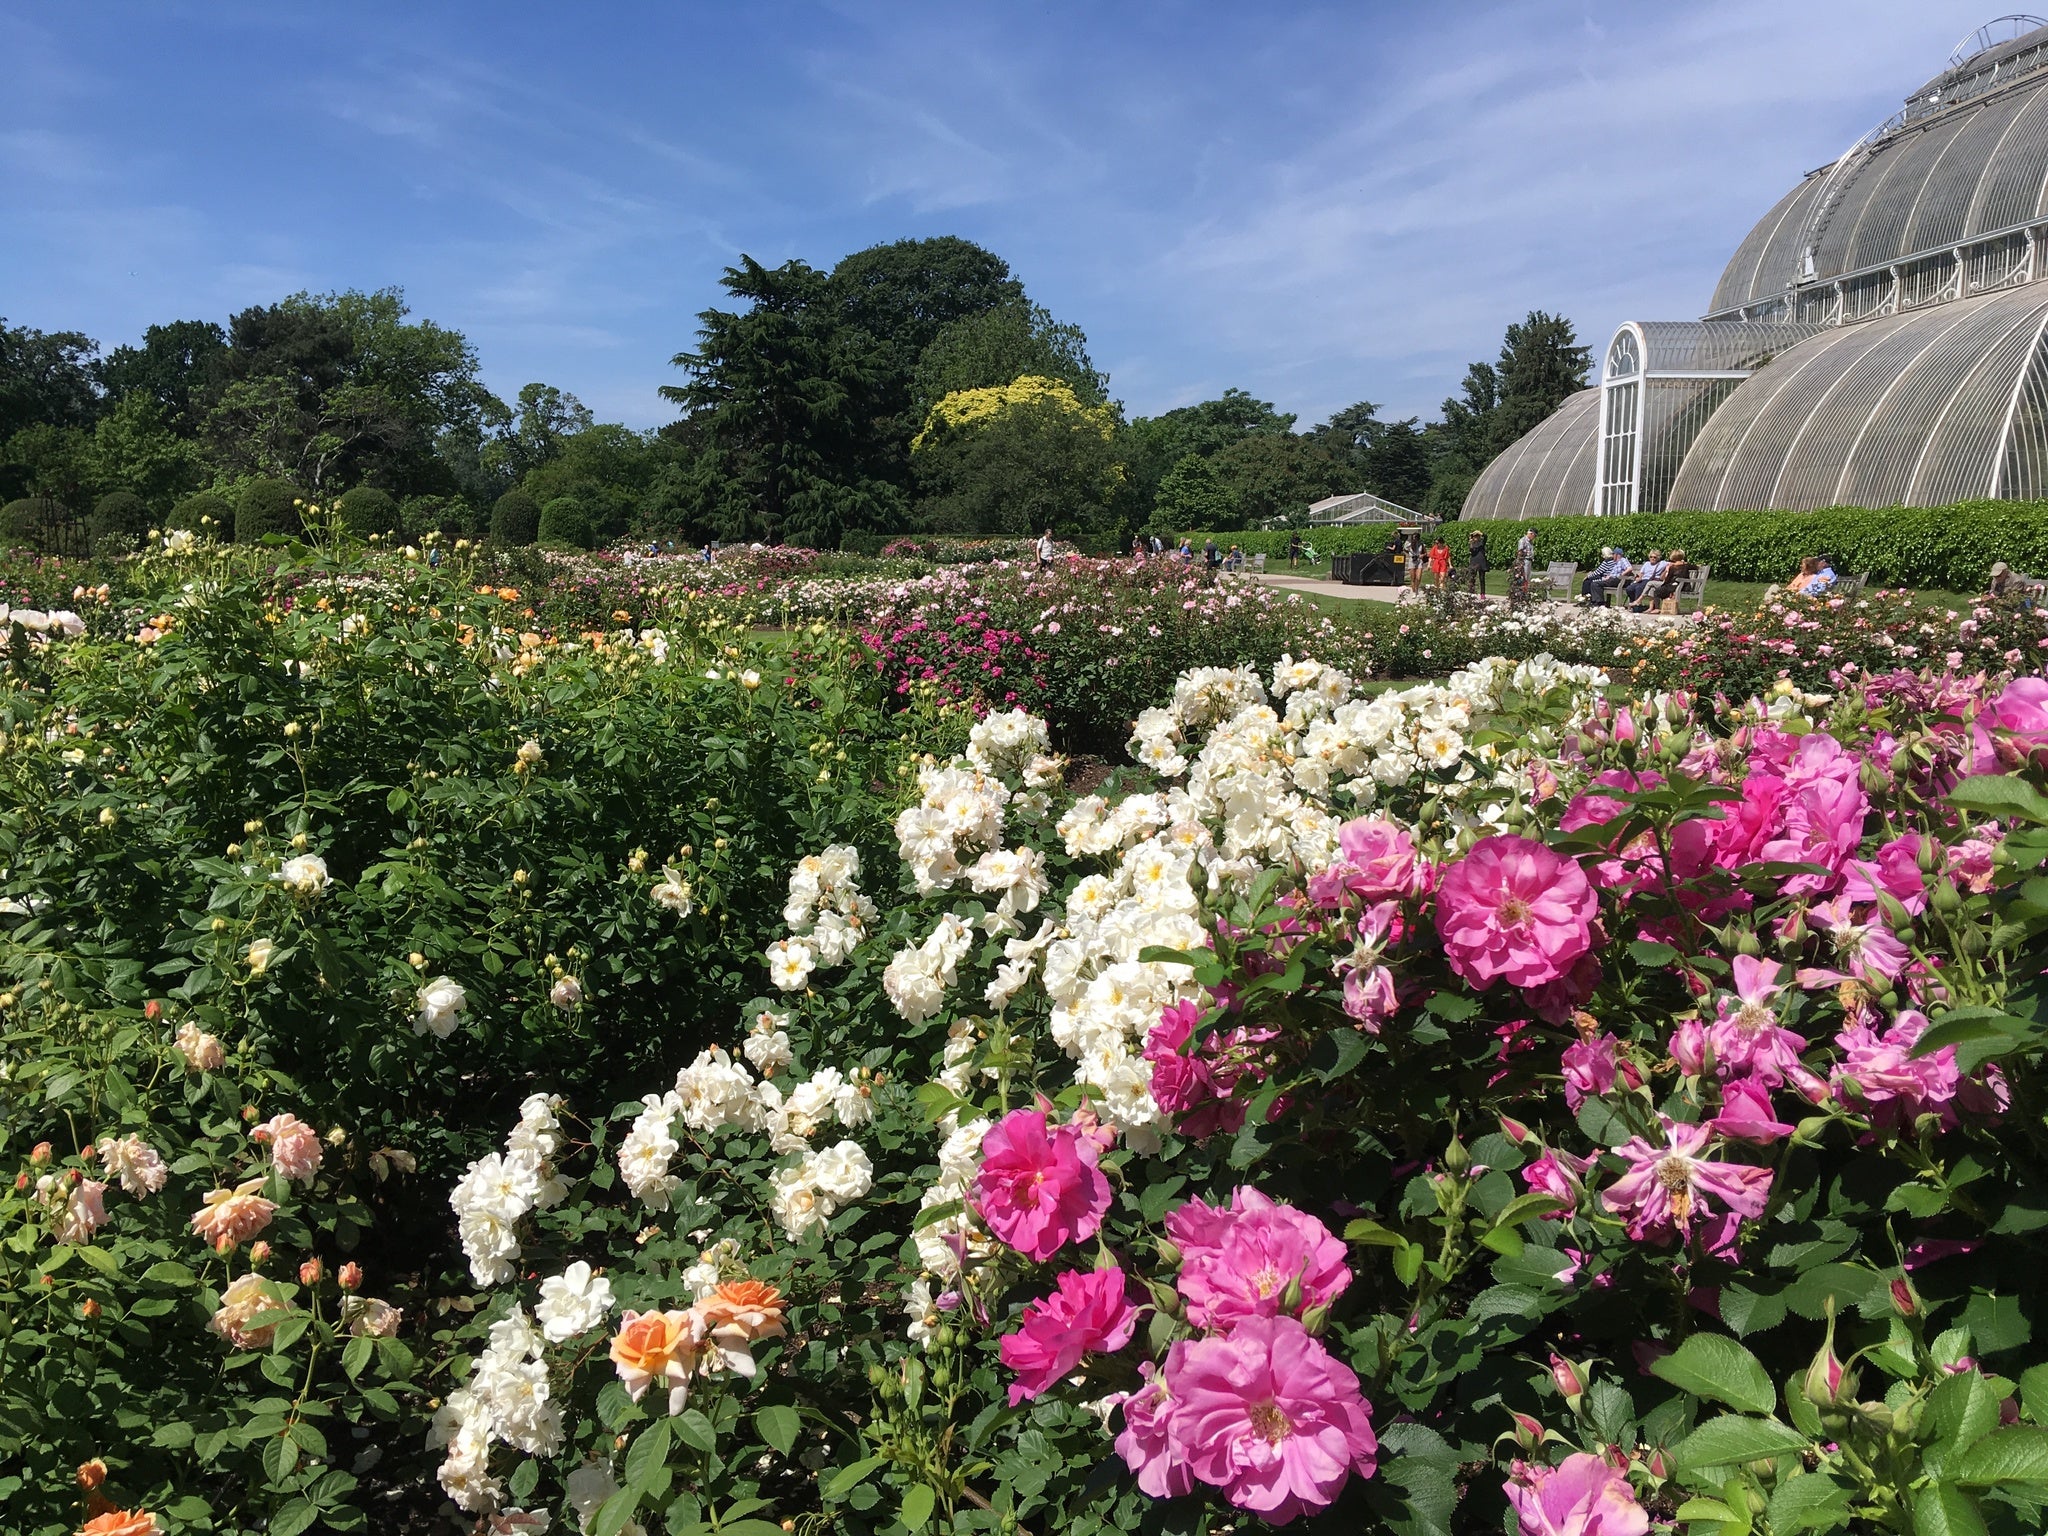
[168,491,234,541]
[490,489,541,546]
[337,486,400,539]
[537,496,595,550]
[235,478,302,543]
[0,496,72,552]
[87,491,152,545]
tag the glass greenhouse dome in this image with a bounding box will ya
[1465,14,2048,518]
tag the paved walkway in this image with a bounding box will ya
[1253,572,1483,605]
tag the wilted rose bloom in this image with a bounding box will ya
[414,976,468,1038]
[211,1272,289,1348]
[342,1295,403,1337]
[1505,1451,1649,1536]
[609,1309,704,1413]
[76,1459,107,1491]
[1601,1119,1771,1259]
[95,1134,167,1197]
[250,1112,323,1185]
[999,1267,1138,1404]
[549,975,582,1010]
[1831,1010,1965,1130]
[190,1178,278,1254]
[174,1020,224,1071]
[277,854,331,898]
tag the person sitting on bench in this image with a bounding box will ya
[1580,548,1630,606]
[1630,549,1688,611]
[1622,550,1669,607]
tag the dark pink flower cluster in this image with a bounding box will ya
[969,1108,1112,1263]
[1142,1000,1276,1138]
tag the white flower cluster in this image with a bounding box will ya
[965,707,1054,782]
[882,912,975,1024]
[449,1095,567,1286]
[614,1040,880,1239]
[429,1306,562,1512]
[536,1259,615,1344]
[893,759,1011,894]
[912,1114,993,1285]
[774,844,878,979]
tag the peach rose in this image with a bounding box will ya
[174,1021,224,1071]
[249,1112,323,1186]
[608,1308,703,1411]
[343,1295,402,1337]
[77,1511,158,1536]
[695,1279,787,1345]
[210,1272,291,1349]
[189,1178,277,1254]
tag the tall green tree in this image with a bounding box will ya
[1487,310,1591,455]
[1423,361,1501,517]
[1124,388,1296,519]
[0,320,102,440]
[661,257,901,547]
[912,299,1109,415]
[1150,451,1237,531]
[96,320,228,436]
[1311,401,1433,511]
[911,379,1126,546]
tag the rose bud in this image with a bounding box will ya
[248,1241,272,1266]
[1549,1352,1586,1402]
[300,1258,325,1286]
[338,1262,363,1291]
[80,1298,101,1319]
[77,1460,107,1491]
[29,1141,52,1165]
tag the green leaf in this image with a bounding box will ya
[1308,1026,1369,1082]
[1391,1241,1425,1286]
[1672,1414,1809,1469]
[1949,775,2048,826]
[142,1260,197,1286]
[1629,937,1680,966]
[675,1408,717,1454]
[1930,1370,2002,1460]
[1911,1483,1989,1536]
[1954,1427,2048,1486]
[1344,1218,1408,1248]
[261,1432,300,1485]
[823,1456,885,1501]
[269,1500,319,1536]
[1650,1334,1777,1416]
[342,1335,373,1380]
[1489,1193,1571,1230]
[590,1484,644,1536]
[1768,1473,1853,1534]
[754,1404,801,1456]
[2020,1364,2048,1426]
[624,1417,672,1491]
[900,1484,936,1531]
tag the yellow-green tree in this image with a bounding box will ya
[911,375,1128,545]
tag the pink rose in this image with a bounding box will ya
[1702,956,1807,1088]
[1167,1315,1377,1524]
[1842,835,1930,915]
[1522,1148,1591,1214]
[1710,1079,1796,1144]
[1505,1451,1649,1536]
[1114,1354,1196,1497]
[1601,1118,1772,1259]
[1334,817,1427,898]
[1560,1035,1617,1111]
[971,1108,1112,1262]
[249,1112,324,1186]
[1434,835,1597,990]
[1830,1010,1962,1131]
[998,1267,1139,1405]
[1172,1188,1351,1332]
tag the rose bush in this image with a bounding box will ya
[4,527,2048,1536]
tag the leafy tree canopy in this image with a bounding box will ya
[912,299,1110,415]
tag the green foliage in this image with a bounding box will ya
[335,485,398,538]
[168,490,233,540]
[911,385,1127,547]
[537,495,595,550]
[490,488,541,547]
[0,496,74,553]
[912,298,1109,415]
[235,477,302,543]
[87,491,151,544]
[1150,451,1236,530]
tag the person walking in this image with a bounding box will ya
[1428,536,1451,590]
[1405,530,1423,592]
[1203,536,1220,573]
[1037,528,1055,568]
[1467,530,1489,595]
[1288,530,1303,569]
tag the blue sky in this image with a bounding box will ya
[0,0,2010,429]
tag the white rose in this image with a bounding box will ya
[415,976,468,1037]
[278,854,331,898]
[653,869,694,915]
[536,1260,615,1343]
[550,975,582,1010]
[810,1140,873,1203]
[245,937,275,975]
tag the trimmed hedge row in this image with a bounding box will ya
[1191,501,2048,590]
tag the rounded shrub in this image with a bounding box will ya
[490,488,541,546]
[337,485,400,539]
[235,478,302,543]
[0,496,70,551]
[537,496,595,550]
[168,490,234,540]
[87,491,152,544]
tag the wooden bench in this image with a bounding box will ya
[1540,562,1577,602]
[1663,562,1710,613]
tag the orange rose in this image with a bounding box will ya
[76,1510,158,1536]
[76,1459,107,1490]
[696,1280,787,1344]
[189,1178,277,1254]
[608,1309,701,1404]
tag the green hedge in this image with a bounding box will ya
[1192,501,2048,590]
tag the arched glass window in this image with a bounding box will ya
[1606,329,1641,380]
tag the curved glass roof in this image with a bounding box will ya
[1709,18,2048,314]
[1667,281,2048,510]
[1460,389,1600,521]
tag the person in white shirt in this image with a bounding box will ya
[1623,550,1669,606]
[1037,530,1055,568]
